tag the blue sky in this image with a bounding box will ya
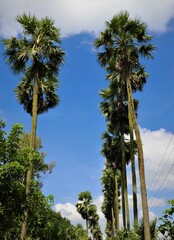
[0,0,173,231]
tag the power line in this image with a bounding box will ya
[155,168,174,200]
[149,147,174,208]
[148,134,173,192]
[150,146,174,193]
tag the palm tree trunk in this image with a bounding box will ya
[121,152,126,229]
[21,77,39,240]
[126,78,151,240]
[129,114,138,225]
[30,78,39,150]
[124,166,130,230]
[91,224,94,240]
[86,219,89,237]
[114,173,119,231]
[121,133,130,230]
[111,206,115,237]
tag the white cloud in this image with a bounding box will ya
[54,197,106,236]
[0,0,173,37]
[54,202,82,224]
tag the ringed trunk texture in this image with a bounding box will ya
[129,112,138,225]
[21,78,39,240]
[126,78,151,240]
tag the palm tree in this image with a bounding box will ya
[88,204,101,240]
[105,70,140,226]
[76,191,92,236]
[76,191,103,240]
[101,161,118,237]
[100,88,131,230]
[94,11,155,240]
[3,13,65,239]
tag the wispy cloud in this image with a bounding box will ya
[0,0,173,37]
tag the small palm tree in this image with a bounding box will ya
[76,191,92,236]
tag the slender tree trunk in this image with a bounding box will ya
[121,147,126,229]
[129,112,138,225]
[121,133,130,229]
[114,173,119,231]
[86,219,89,237]
[91,224,94,240]
[21,77,39,240]
[126,78,151,240]
[124,164,130,230]
[121,133,130,230]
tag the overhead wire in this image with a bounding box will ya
[147,134,173,192]
[155,167,174,200]
[149,146,174,208]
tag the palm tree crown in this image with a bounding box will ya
[3,13,65,74]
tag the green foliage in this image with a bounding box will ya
[112,219,158,240]
[0,122,25,237]
[134,219,158,240]
[0,120,88,239]
[114,228,140,240]
[158,199,174,239]
[0,122,47,237]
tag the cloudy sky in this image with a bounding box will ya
[0,0,173,233]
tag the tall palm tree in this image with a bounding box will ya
[100,84,139,226]
[94,11,155,240]
[100,88,132,230]
[3,13,65,239]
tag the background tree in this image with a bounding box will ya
[0,121,25,238]
[0,121,52,238]
[3,13,65,239]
